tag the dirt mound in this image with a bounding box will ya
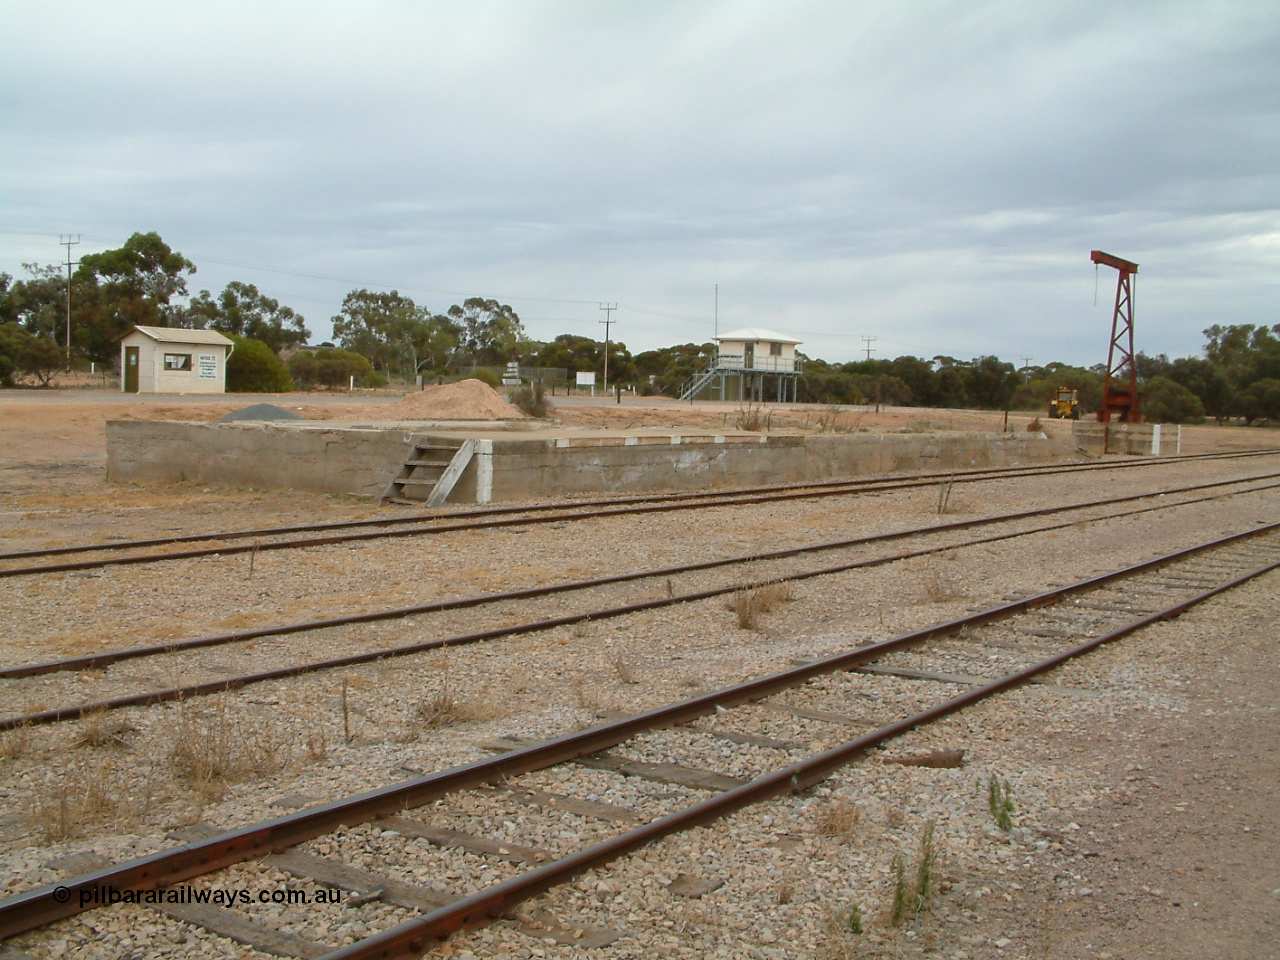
[387,378,528,420]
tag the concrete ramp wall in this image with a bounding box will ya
[106,419,1061,503]
[106,420,421,497]
[1072,421,1182,456]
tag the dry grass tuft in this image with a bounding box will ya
[73,709,137,749]
[0,721,32,760]
[168,698,291,799]
[29,765,122,842]
[414,687,469,729]
[813,797,862,840]
[920,565,965,603]
[304,726,329,762]
[611,650,638,685]
[571,675,598,710]
[732,582,793,629]
[406,663,504,736]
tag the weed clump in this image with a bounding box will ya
[888,819,941,926]
[936,475,957,514]
[988,773,1016,830]
[735,399,772,432]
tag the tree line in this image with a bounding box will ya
[2,231,1277,424]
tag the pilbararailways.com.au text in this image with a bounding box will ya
[56,884,344,908]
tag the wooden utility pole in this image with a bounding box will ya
[60,235,80,371]
[599,303,617,391]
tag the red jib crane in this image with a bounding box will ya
[1092,249,1141,423]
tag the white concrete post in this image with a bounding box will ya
[475,439,494,504]
[1151,423,1162,455]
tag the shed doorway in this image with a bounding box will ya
[124,347,140,393]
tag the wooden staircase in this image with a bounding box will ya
[381,438,476,507]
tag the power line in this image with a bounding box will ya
[2,231,605,309]
[6,231,731,335]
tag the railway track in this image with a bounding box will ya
[3,449,1276,580]
[3,523,1278,959]
[4,470,1279,732]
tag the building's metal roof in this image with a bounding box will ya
[715,327,802,344]
[125,325,235,347]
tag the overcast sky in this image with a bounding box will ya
[2,1,1277,366]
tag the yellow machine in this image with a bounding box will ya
[1048,387,1081,419]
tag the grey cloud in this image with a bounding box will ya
[1,2,1277,366]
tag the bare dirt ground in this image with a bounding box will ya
[0,388,1277,959]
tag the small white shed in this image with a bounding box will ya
[119,325,235,394]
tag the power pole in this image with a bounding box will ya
[599,302,617,391]
[1020,356,1033,383]
[60,235,80,372]
[861,336,877,362]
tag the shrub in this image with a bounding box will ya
[1236,377,1280,424]
[511,380,549,417]
[0,323,62,386]
[289,347,381,389]
[1142,375,1206,424]
[226,336,293,392]
[0,324,24,386]
[469,367,502,388]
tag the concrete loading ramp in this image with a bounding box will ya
[106,419,1061,503]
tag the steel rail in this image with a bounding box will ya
[2,449,1275,579]
[9,469,1278,681]
[325,537,1280,959]
[8,468,1280,685]
[1,521,1276,941]
[3,476,1278,731]
[4,446,1264,562]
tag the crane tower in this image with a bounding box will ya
[1091,250,1141,423]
